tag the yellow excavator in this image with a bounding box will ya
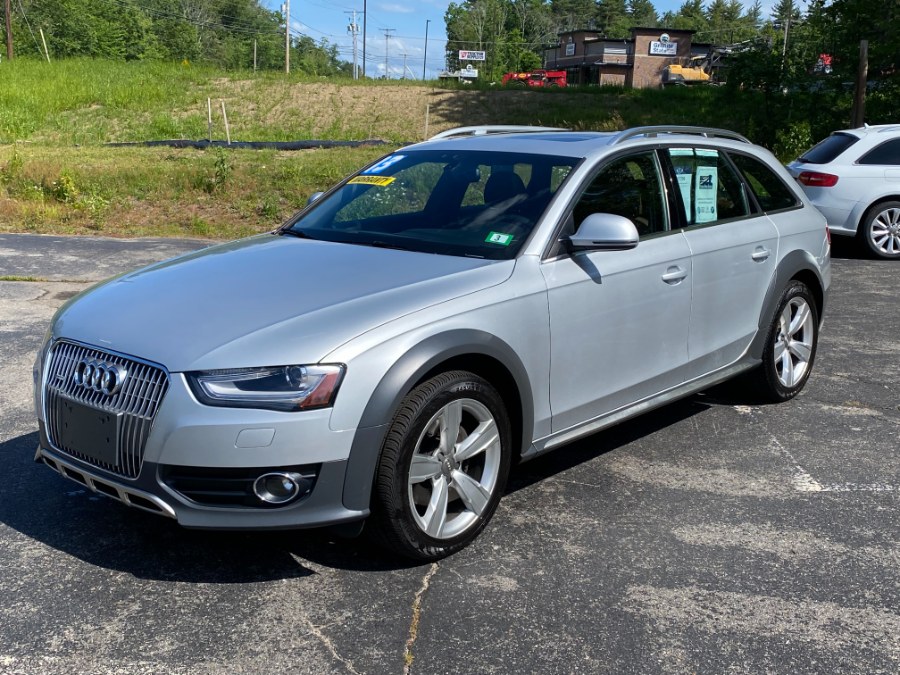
[664,54,714,85]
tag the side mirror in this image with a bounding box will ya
[307,191,325,206]
[566,213,639,252]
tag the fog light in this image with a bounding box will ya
[253,472,303,505]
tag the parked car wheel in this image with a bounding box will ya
[860,201,900,259]
[750,281,819,402]
[371,371,512,560]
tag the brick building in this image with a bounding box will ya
[543,27,706,88]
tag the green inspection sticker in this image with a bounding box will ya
[485,231,514,246]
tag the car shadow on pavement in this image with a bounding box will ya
[506,395,713,494]
[0,393,729,578]
[0,432,419,580]
[829,236,865,260]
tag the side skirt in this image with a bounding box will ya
[523,359,758,460]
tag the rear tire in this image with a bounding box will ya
[859,200,900,259]
[370,371,512,561]
[748,281,819,402]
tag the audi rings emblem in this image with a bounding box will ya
[73,359,128,396]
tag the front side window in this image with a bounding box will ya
[286,150,578,259]
[666,148,749,226]
[858,138,900,166]
[573,152,668,236]
[730,152,800,213]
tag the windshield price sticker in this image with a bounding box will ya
[485,232,514,246]
[362,154,406,175]
[348,175,396,187]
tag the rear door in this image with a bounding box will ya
[664,147,779,377]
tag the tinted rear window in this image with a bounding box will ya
[730,153,800,212]
[798,133,859,164]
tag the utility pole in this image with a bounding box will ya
[423,19,430,80]
[283,0,290,74]
[383,28,395,79]
[362,0,367,78]
[4,0,13,61]
[346,10,360,79]
[851,39,868,128]
[401,53,407,79]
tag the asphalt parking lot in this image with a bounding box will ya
[1,233,898,674]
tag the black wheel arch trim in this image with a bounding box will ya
[749,249,826,360]
[341,329,534,512]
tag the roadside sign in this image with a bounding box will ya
[459,50,486,61]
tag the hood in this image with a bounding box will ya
[52,234,512,371]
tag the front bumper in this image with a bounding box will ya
[34,340,372,529]
[35,420,369,529]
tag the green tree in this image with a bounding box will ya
[670,0,708,33]
[9,0,336,72]
[628,0,659,28]
[598,0,630,36]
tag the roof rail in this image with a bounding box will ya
[613,126,751,145]
[429,125,566,141]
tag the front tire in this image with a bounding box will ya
[370,371,512,561]
[749,281,819,402]
[860,201,900,259]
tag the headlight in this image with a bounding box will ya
[187,365,345,412]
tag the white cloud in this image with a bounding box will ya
[377,3,415,13]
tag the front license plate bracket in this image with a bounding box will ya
[58,398,121,467]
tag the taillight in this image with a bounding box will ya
[798,171,839,187]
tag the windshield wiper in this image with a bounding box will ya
[357,240,412,252]
[281,228,317,240]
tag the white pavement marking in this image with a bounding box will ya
[767,427,899,493]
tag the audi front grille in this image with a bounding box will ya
[44,341,169,479]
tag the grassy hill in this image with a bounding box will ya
[0,58,844,240]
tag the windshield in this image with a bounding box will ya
[284,149,578,259]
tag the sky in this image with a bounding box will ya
[262,0,778,79]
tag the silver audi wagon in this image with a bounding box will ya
[33,126,831,560]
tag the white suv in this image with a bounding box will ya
[788,124,900,259]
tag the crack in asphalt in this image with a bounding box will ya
[302,614,362,675]
[403,562,438,675]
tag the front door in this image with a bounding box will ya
[541,151,693,434]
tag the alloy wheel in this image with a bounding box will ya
[773,297,815,388]
[407,398,502,540]
[869,206,900,257]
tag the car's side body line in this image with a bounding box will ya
[341,330,535,512]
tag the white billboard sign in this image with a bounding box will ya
[459,50,486,61]
[649,41,677,56]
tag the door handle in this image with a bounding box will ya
[661,266,687,284]
[751,247,771,262]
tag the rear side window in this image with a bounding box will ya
[665,148,749,226]
[798,133,859,164]
[730,153,800,212]
[858,139,900,165]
